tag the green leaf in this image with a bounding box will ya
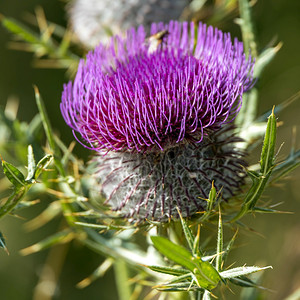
[77,258,114,288]
[215,209,223,272]
[151,236,195,270]
[34,154,53,179]
[74,222,109,230]
[11,199,40,213]
[54,136,85,170]
[260,108,277,176]
[252,206,291,214]
[232,109,277,222]
[247,170,259,181]
[1,160,25,189]
[34,86,65,177]
[0,145,52,219]
[207,181,217,211]
[146,265,189,276]
[271,149,300,184]
[34,86,56,152]
[1,15,79,70]
[157,272,194,287]
[24,201,61,231]
[0,186,28,218]
[272,161,300,184]
[151,236,221,290]
[27,114,42,140]
[256,91,300,123]
[0,157,32,218]
[26,145,36,181]
[229,275,259,288]
[155,271,206,291]
[74,221,134,231]
[156,282,200,292]
[199,182,218,222]
[253,43,282,78]
[0,231,9,255]
[222,230,238,266]
[1,16,40,44]
[220,266,272,279]
[177,208,196,254]
[20,229,74,255]
[193,226,201,258]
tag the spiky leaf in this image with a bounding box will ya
[146,265,189,276]
[232,109,277,221]
[26,145,36,181]
[34,154,53,179]
[1,160,25,189]
[151,236,221,290]
[220,266,272,279]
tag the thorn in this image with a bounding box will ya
[33,85,39,96]
[274,41,283,52]
[271,105,275,116]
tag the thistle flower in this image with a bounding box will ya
[68,0,190,48]
[61,21,255,221]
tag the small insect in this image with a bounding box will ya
[147,30,169,54]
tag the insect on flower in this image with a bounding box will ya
[147,30,169,54]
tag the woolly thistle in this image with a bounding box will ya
[61,21,255,221]
[68,0,190,47]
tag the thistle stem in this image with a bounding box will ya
[114,259,131,300]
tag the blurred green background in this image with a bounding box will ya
[0,0,300,299]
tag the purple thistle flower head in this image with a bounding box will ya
[61,21,254,153]
[61,21,255,221]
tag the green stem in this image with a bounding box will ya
[235,0,259,132]
[114,259,131,300]
[0,185,30,218]
[238,0,258,58]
